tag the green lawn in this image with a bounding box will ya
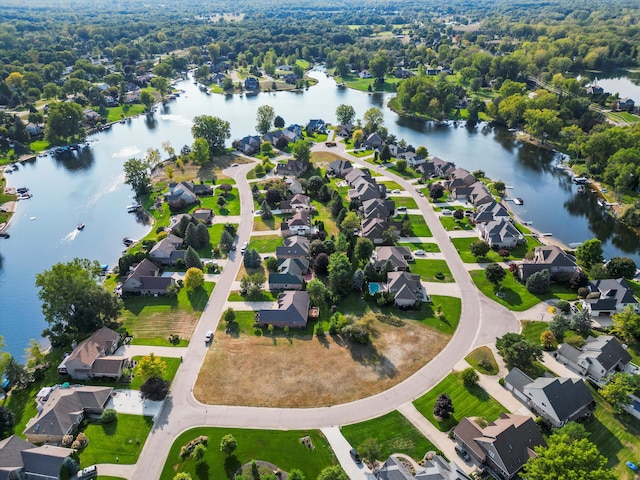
[228,290,279,302]
[387,165,421,179]
[95,104,146,123]
[29,139,50,152]
[411,259,453,283]
[465,347,499,375]
[390,196,418,209]
[129,356,181,389]
[451,235,538,263]
[398,241,440,253]
[413,373,507,432]
[130,337,189,347]
[470,270,576,311]
[521,320,589,349]
[378,180,403,191]
[160,427,337,480]
[440,216,473,231]
[253,214,287,231]
[341,75,401,93]
[341,410,437,461]
[405,215,432,237]
[586,386,640,480]
[79,414,153,465]
[199,187,240,216]
[249,235,283,253]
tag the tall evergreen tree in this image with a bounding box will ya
[184,246,202,270]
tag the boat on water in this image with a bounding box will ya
[3,166,13,174]
[522,221,533,226]
[574,177,589,185]
[577,186,585,193]
[0,232,9,239]
[126,204,141,213]
[122,237,135,246]
[77,223,85,230]
[16,187,28,194]
[513,198,523,205]
[568,242,583,249]
[18,193,32,200]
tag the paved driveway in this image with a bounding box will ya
[106,389,164,418]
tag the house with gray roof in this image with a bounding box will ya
[362,198,395,220]
[364,133,383,149]
[235,135,261,155]
[376,455,470,480]
[23,386,113,444]
[446,168,477,191]
[477,218,524,249]
[430,157,456,177]
[192,208,214,225]
[348,179,386,203]
[305,119,326,133]
[471,201,510,226]
[517,245,579,282]
[0,436,75,480]
[255,291,310,329]
[276,159,307,178]
[554,335,632,382]
[345,168,374,186]
[281,210,314,237]
[149,234,185,266]
[387,271,424,307]
[121,258,176,295]
[581,278,638,317]
[505,368,595,427]
[268,258,309,290]
[373,246,412,272]
[280,194,312,214]
[275,236,309,260]
[453,413,545,480]
[361,218,401,245]
[57,327,125,381]
[164,181,211,210]
[327,159,353,177]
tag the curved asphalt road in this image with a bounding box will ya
[131,148,519,479]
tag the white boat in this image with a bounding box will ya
[126,204,141,213]
[3,166,12,174]
[568,242,583,249]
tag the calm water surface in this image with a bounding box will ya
[1,69,638,358]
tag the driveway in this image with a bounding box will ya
[321,427,375,480]
[106,389,164,418]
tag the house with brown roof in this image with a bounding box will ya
[327,159,353,177]
[255,291,311,329]
[276,159,307,177]
[23,386,113,444]
[281,210,315,237]
[57,327,125,381]
[0,436,75,480]
[453,413,545,479]
[149,235,185,266]
[121,258,176,295]
[446,168,477,191]
[361,218,401,245]
[373,246,412,272]
[517,245,579,282]
[430,157,456,177]
[192,208,214,225]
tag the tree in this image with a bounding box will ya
[363,107,383,133]
[192,443,206,461]
[540,330,557,349]
[429,183,444,200]
[45,102,84,142]
[174,474,192,480]
[137,353,167,382]
[191,115,231,156]
[265,257,278,272]
[433,393,454,419]
[328,253,353,297]
[190,138,210,165]
[358,438,381,463]
[354,238,375,264]
[243,249,261,269]
[469,240,490,258]
[575,238,604,270]
[570,308,592,335]
[260,200,273,220]
[494,181,506,193]
[220,434,238,456]
[601,373,635,412]
[220,230,234,251]
[369,52,389,81]
[485,263,506,286]
[524,433,615,480]
[196,224,210,249]
[382,226,399,245]
[223,308,236,325]
[496,332,543,369]
[570,271,589,290]
[461,367,479,387]
[36,258,122,346]
[336,104,356,125]
[549,313,570,341]
[612,305,640,342]
[606,257,637,279]
[314,253,330,275]
[307,176,324,198]
[184,267,204,291]
[123,157,152,196]
[317,466,348,480]
[0,406,14,438]
[184,246,203,270]
[416,145,428,158]
[139,88,155,112]
[340,211,361,233]
[274,115,285,128]
[306,278,328,306]
[256,105,275,135]
[292,139,311,165]
[353,269,365,291]
[526,269,550,294]
[140,377,170,401]
[25,338,46,371]
[151,76,170,99]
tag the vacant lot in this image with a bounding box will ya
[195,317,450,407]
[411,259,453,282]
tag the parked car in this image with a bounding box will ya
[205,331,214,343]
[77,465,97,479]
[241,241,248,254]
[392,189,401,194]
[349,448,362,464]
[464,210,474,217]
[441,209,453,215]
[397,206,407,212]
[413,249,426,256]
[230,163,239,167]
[455,445,470,461]
[627,461,638,472]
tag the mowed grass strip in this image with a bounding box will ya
[413,373,507,432]
[390,196,418,209]
[464,346,499,375]
[249,235,283,253]
[79,414,153,465]
[411,259,453,282]
[405,215,432,237]
[470,270,576,311]
[160,427,337,480]
[398,241,441,253]
[341,410,437,461]
[253,214,287,231]
[129,356,181,389]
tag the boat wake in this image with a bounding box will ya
[159,113,192,126]
[63,229,80,242]
[112,146,141,158]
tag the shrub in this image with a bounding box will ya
[577,287,589,298]
[101,408,117,423]
[556,300,571,314]
[526,269,550,294]
[498,249,510,258]
[62,435,74,447]
[461,367,479,387]
[140,377,170,401]
[179,436,209,458]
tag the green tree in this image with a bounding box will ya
[192,115,231,156]
[575,238,604,270]
[396,159,407,171]
[184,246,203,270]
[306,278,328,306]
[35,258,122,346]
[354,238,375,264]
[184,267,204,291]
[139,88,155,112]
[485,263,506,286]
[382,226,399,245]
[369,52,389,81]
[25,338,46,371]
[612,305,640,342]
[190,138,210,165]
[524,433,615,480]
[570,308,592,335]
[606,257,637,279]
[45,102,84,142]
[526,269,550,294]
[274,115,285,128]
[260,200,273,220]
[358,437,381,463]
[328,252,353,298]
[173,473,192,480]
[523,108,563,139]
[123,157,152,196]
[335,104,356,125]
[220,230,234,251]
[601,372,635,412]
[223,308,236,324]
[292,139,311,164]
[256,105,275,135]
[220,434,238,456]
[151,76,170,98]
[433,393,454,419]
[191,443,206,461]
[416,145,428,158]
[496,333,543,369]
[470,240,490,258]
[461,367,479,387]
[550,313,570,341]
[540,330,557,350]
[340,211,361,233]
[137,353,167,382]
[353,269,365,291]
[363,107,383,133]
[0,406,15,438]
[317,466,348,480]
[289,469,305,480]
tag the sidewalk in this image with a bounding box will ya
[94,463,135,479]
[321,427,375,480]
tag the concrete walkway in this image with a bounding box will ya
[322,427,375,480]
[251,229,281,236]
[114,345,187,358]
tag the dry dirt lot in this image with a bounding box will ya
[194,319,448,407]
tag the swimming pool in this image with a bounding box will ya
[368,282,382,295]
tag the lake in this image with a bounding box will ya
[1,69,638,359]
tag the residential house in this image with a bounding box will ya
[373,246,412,271]
[282,73,299,84]
[466,182,494,206]
[554,335,632,382]
[244,77,259,90]
[376,455,470,480]
[362,198,395,220]
[453,413,545,480]
[388,144,406,158]
[280,194,313,214]
[358,70,373,79]
[149,234,185,266]
[517,245,579,282]
[0,435,75,480]
[275,235,310,260]
[348,179,386,203]
[477,218,524,249]
[505,368,595,427]
[430,157,456,177]
[83,109,101,124]
[446,168,477,191]
[361,218,401,245]
[164,181,211,210]
[327,159,353,177]
[23,386,113,444]
[268,258,309,290]
[57,327,125,381]
[281,210,314,237]
[471,201,510,226]
[616,97,635,112]
[285,177,304,195]
[386,271,424,307]
[401,152,426,168]
[364,133,383,150]
[276,159,307,177]
[336,123,354,138]
[192,208,214,225]
[210,72,227,86]
[345,168,373,186]
[394,68,412,79]
[235,135,261,155]
[255,291,311,328]
[264,125,303,146]
[25,123,44,137]
[121,258,176,295]
[305,119,327,133]
[586,81,604,95]
[416,162,436,178]
[581,278,639,316]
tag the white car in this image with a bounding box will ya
[414,249,426,256]
[392,189,401,194]
[441,209,453,215]
[205,331,214,342]
[230,163,239,167]
[241,241,248,253]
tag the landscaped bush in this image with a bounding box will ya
[435,272,445,280]
[101,408,117,423]
[61,434,74,447]
[179,435,209,458]
[556,300,571,314]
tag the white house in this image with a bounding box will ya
[554,335,632,382]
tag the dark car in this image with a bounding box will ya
[349,448,362,464]
[230,244,236,251]
[455,445,470,461]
